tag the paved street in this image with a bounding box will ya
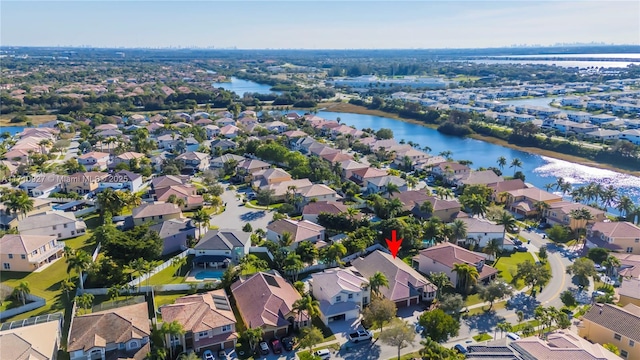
[210,186,273,232]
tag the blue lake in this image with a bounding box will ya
[3,126,27,136]
[316,110,640,212]
[212,77,282,96]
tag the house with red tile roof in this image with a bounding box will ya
[413,243,497,289]
[78,151,111,171]
[266,219,325,248]
[154,184,204,210]
[160,290,237,353]
[504,187,563,218]
[231,272,309,339]
[302,201,348,223]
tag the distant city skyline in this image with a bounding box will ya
[1,1,638,49]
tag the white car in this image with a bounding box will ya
[202,350,215,360]
[314,349,331,360]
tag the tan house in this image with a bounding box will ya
[295,184,339,205]
[266,219,325,247]
[231,272,310,339]
[618,277,640,307]
[63,172,109,195]
[487,179,527,203]
[352,250,437,308]
[131,202,182,226]
[78,151,110,171]
[1,234,64,272]
[154,185,204,211]
[0,316,61,360]
[511,330,622,360]
[587,222,640,255]
[0,198,52,230]
[504,187,563,217]
[577,303,640,360]
[160,290,237,353]
[112,151,145,168]
[413,243,498,289]
[544,202,606,231]
[252,168,292,187]
[68,302,150,360]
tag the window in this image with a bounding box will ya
[119,343,126,349]
[64,224,68,228]
[621,350,628,358]
[636,239,640,243]
[198,331,208,337]
[222,324,232,332]
[627,247,634,253]
[129,340,139,349]
[348,294,353,299]
[8,254,12,259]
[21,254,25,259]
[614,333,622,341]
[3,263,10,270]
[630,340,635,347]
[336,296,342,302]
[71,231,75,236]
[58,233,62,238]
[159,215,163,219]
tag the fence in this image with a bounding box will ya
[126,249,190,287]
[0,284,47,320]
[80,282,217,296]
[74,206,98,217]
[249,246,274,261]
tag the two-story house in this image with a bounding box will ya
[431,162,470,184]
[210,154,245,170]
[98,170,143,193]
[176,152,210,174]
[458,217,506,251]
[19,174,62,198]
[131,202,182,226]
[413,243,498,289]
[149,219,197,256]
[18,212,87,240]
[193,229,251,266]
[111,151,145,169]
[252,168,293,187]
[352,250,437,308]
[587,221,640,255]
[78,151,111,171]
[160,290,238,353]
[295,184,339,206]
[310,268,370,325]
[350,167,387,188]
[0,234,64,272]
[154,184,204,211]
[231,271,310,339]
[266,219,325,248]
[544,202,606,231]
[577,303,640,360]
[366,175,408,196]
[63,172,109,196]
[504,187,563,218]
[68,302,150,360]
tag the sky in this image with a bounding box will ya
[1,1,639,49]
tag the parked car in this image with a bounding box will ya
[516,245,528,252]
[594,264,607,272]
[453,344,468,354]
[270,338,282,354]
[538,222,551,230]
[282,337,294,351]
[348,330,373,343]
[259,341,269,355]
[414,323,424,334]
[217,349,226,359]
[513,239,523,246]
[506,332,521,341]
[314,349,331,360]
[202,350,215,360]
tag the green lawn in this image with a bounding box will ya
[473,333,493,342]
[493,252,535,289]
[511,319,540,333]
[467,301,506,316]
[146,256,194,285]
[464,293,484,306]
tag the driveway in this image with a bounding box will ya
[210,187,273,232]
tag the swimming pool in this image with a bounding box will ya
[194,270,225,280]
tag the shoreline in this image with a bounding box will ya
[319,102,640,177]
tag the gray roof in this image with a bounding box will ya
[18,212,79,231]
[582,303,640,342]
[148,219,195,239]
[195,229,250,251]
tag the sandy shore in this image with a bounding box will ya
[319,102,640,177]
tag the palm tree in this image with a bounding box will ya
[283,253,304,281]
[346,207,359,221]
[602,255,621,278]
[385,182,401,198]
[243,327,264,352]
[543,183,555,192]
[428,272,452,301]
[279,231,294,247]
[570,208,594,237]
[61,278,76,301]
[559,182,572,196]
[12,281,30,305]
[534,201,551,222]
[448,219,467,244]
[616,195,635,220]
[66,249,92,290]
[75,293,94,314]
[484,238,502,262]
[555,177,565,191]
[292,294,320,328]
[509,158,522,177]
[496,211,517,241]
[369,271,390,298]
[434,187,453,200]
[466,194,488,218]
[452,263,479,294]
[160,320,185,359]
[171,256,188,277]
[600,185,618,211]
[496,322,512,339]
[108,285,121,301]
[190,208,210,240]
[128,258,147,292]
[497,156,507,171]
[385,198,404,219]
[320,242,346,267]
[419,200,434,216]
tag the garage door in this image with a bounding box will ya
[276,328,288,337]
[199,343,221,352]
[223,340,236,350]
[395,300,407,308]
[409,297,419,306]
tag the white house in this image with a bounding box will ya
[266,219,325,248]
[98,170,144,193]
[458,217,505,249]
[18,211,87,240]
[78,151,110,171]
[310,268,370,325]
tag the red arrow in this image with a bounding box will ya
[385,230,403,259]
